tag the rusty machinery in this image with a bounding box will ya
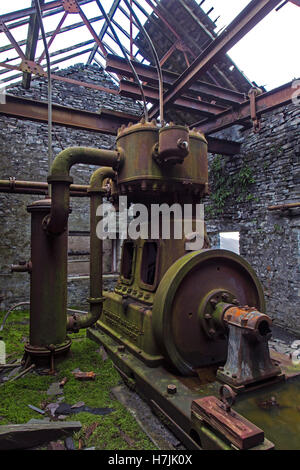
[14,119,300,450]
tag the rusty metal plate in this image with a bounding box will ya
[192,396,265,450]
[19,60,45,76]
[62,0,80,13]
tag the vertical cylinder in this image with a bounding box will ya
[89,191,103,317]
[27,198,69,347]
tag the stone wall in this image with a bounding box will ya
[205,102,300,335]
[0,64,141,310]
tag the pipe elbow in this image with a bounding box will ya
[67,297,105,332]
[89,167,117,193]
[46,146,123,235]
[49,147,123,182]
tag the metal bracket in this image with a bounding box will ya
[19,60,46,77]
[248,87,263,134]
[62,0,80,13]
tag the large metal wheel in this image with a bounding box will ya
[152,249,265,375]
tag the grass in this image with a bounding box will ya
[0,309,157,450]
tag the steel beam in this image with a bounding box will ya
[206,136,241,156]
[195,80,297,135]
[87,0,121,65]
[38,11,68,64]
[0,93,140,135]
[148,0,283,118]
[22,0,45,89]
[119,79,227,117]
[0,15,104,55]
[4,0,93,31]
[106,54,246,107]
[0,94,240,156]
[77,5,107,57]
[0,0,92,23]
[0,61,119,95]
[142,0,237,90]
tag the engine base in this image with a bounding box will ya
[88,326,278,450]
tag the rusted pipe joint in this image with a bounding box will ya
[67,297,106,332]
[46,147,122,235]
[88,167,117,194]
[11,261,32,273]
[223,306,272,341]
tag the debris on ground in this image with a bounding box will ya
[97,347,108,362]
[111,384,183,450]
[65,436,76,450]
[78,438,83,449]
[59,377,68,387]
[27,418,51,424]
[72,371,96,381]
[47,382,64,396]
[48,440,65,450]
[54,402,114,417]
[0,421,82,450]
[28,404,45,415]
[6,364,35,383]
[85,422,98,441]
[71,401,85,409]
[120,429,136,447]
[45,403,60,417]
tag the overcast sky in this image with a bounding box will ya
[0,0,299,90]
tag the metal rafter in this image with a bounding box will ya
[37,11,68,64]
[148,0,283,119]
[0,0,93,23]
[87,0,121,65]
[22,0,46,89]
[194,80,297,135]
[0,93,241,156]
[119,79,227,117]
[0,15,104,55]
[105,54,246,107]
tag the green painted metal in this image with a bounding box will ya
[87,327,277,450]
[116,122,208,205]
[67,167,117,332]
[152,249,265,375]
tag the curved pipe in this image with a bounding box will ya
[46,147,123,235]
[123,0,164,123]
[95,0,149,121]
[67,167,117,331]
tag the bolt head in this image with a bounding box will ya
[167,384,177,395]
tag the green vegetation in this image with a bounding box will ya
[273,224,284,234]
[0,310,157,450]
[206,155,256,216]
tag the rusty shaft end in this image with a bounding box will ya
[223,306,272,338]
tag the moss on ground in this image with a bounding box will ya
[0,310,157,450]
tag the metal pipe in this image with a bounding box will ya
[268,202,300,211]
[123,0,164,123]
[94,0,149,121]
[0,302,30,332]
[46,146,123,235]
[0,179,89,197]
[34,0,52,171]
[67,167,116,331]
